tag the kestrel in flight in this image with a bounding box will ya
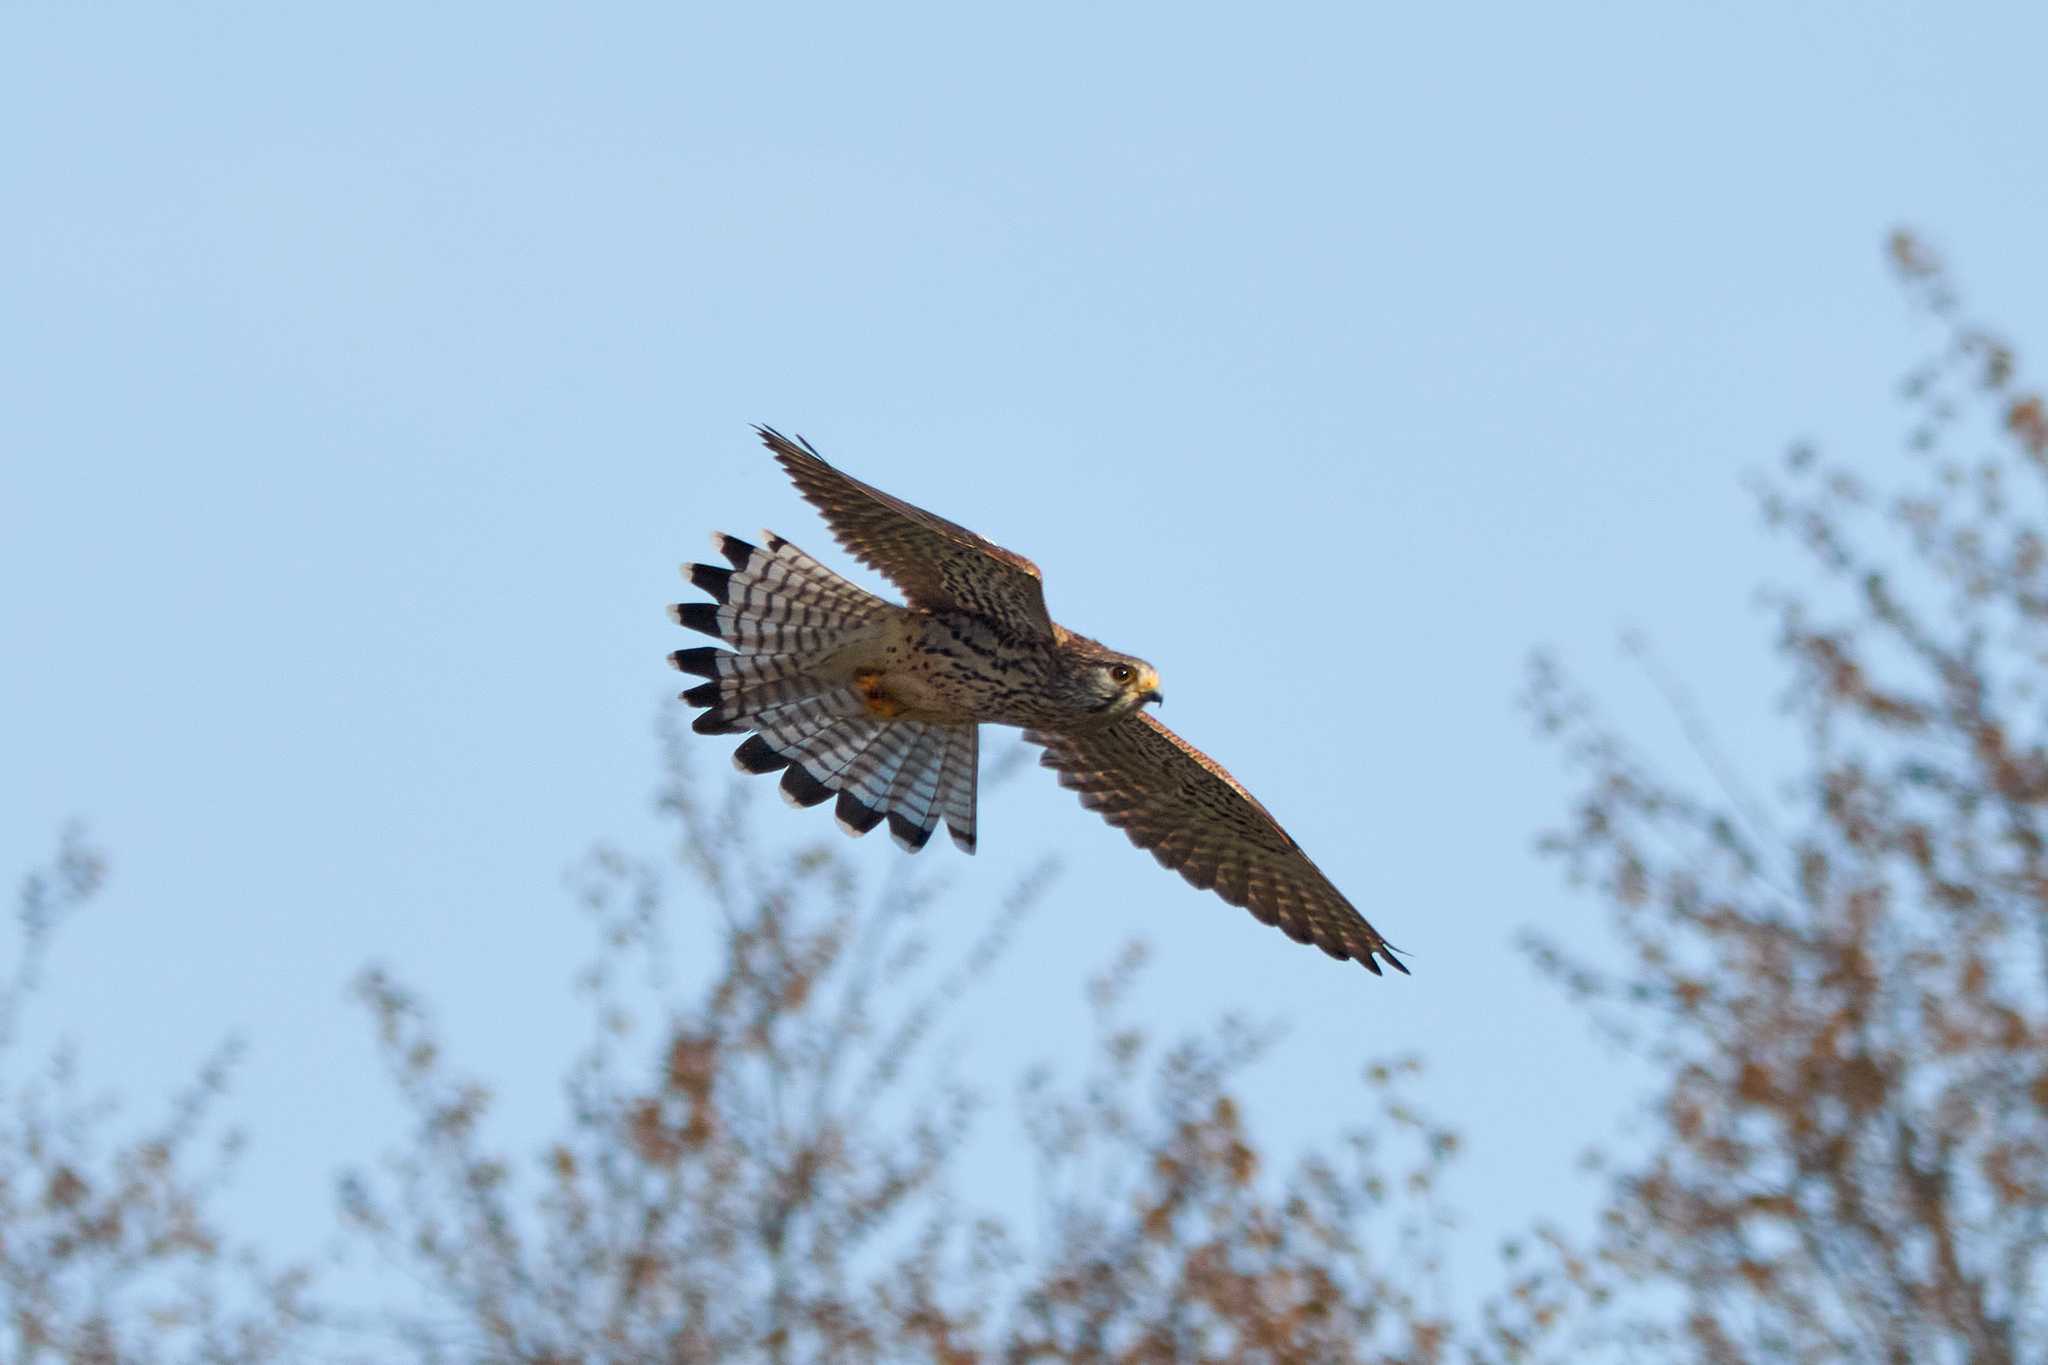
[667,428,1407,976]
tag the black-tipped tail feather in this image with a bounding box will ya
[835,790,885,835]
[668,526,978,854]
[732,734,791,775]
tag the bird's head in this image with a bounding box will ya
[1064,646,1163,722]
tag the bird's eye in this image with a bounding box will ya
[1108,663,1134,684]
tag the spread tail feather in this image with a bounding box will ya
[669,530,977,853]
[669,531,891,653]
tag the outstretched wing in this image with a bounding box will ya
[1025,711,1407,976]
[757,426,1056,640]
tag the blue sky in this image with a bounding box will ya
[6,0,2047,1324]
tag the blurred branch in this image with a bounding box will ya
[0,831,313,1364]
[1528,231,2048,1361]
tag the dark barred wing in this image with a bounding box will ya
[756,426,1057,640]
[1025,711,1406,976]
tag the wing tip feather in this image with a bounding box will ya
[755,424,825,465]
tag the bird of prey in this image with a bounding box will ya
[667,428,1407,976]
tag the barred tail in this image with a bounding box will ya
[667,532,978,854]
[669,531,889,656]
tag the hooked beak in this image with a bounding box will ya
[1141,688,1164,707]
